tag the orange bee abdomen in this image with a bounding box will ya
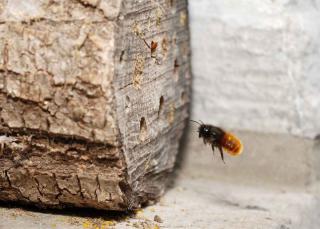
[220,132,243,156]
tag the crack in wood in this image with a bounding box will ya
[95,175,101,201]
[34,177,44,197]
[0,128,117,147]
[76,175,85,199]
[4,170,12,188]
[76,0,101,10]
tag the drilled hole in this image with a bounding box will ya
[173,59,179,81]
[120,50,125,62]
[125,96,131,113]
[139,117,147,141]
[158,96,164,117]
[174,59,179,73]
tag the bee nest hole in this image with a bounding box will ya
[158,96,164,116]
[139,117,148,141]
[173,59,179,81]
[119,50,125,62]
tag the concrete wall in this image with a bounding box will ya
[189,0,320,138]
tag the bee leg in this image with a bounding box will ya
[211,144,215,158]
[218,146,225,164]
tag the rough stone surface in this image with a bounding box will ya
[189,0,320,138]
[0,130,318,228]
[0,0,191,210]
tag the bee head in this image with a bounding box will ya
[198,124,211,139]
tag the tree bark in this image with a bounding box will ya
[0,0,190,210]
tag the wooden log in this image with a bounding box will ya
[0,0,190,210]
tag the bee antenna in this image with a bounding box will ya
[189,120,201,125]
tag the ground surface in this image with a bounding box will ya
[0,129,319,229]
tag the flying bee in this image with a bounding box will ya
[190,120,243,163]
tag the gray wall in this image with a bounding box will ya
[189,0,320,138]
